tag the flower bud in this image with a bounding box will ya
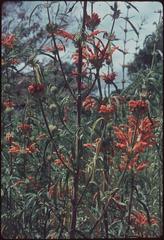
[49,124,57,133]
[49,104,57,111]
[50,85,58,94]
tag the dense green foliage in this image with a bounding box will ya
[1,2,163,239]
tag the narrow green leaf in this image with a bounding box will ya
[55,3,60,21]
[127,2,139,12]
[29,4,44,27]
[121,17,139,37]
[67,2,77,14]
[111,42,127,54]
[156,49,163,58]
[92,117,104,132]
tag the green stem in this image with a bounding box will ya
[70,2,87,238]
[122,6,129,90]
[96,68,102,100]
[39,100,73,173]
[46,7,76,100]
[125,171,134,237]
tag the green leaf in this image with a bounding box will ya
[118,222,123,236]
[127,2,139,12]
[121,17,139,37]
[156,49,163,58]
[8,18,15,31]
[67,2,78,13]
[111,42,127,54]
[25,193,37,210]
[102,13,111,20]
[29,4,44,27]
[55,3,60,21]
[92,117,104,132]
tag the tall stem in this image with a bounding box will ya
[91,1,93,15]
[151,11,162,71]
[70,1,87,238]
[122,6,129,90]
[46,6,76,100]
[96,68,102,100]
[39,100,72,173]
[125,171,134,237]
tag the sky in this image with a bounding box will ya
[66,1,163,88]
[2,1,163,90]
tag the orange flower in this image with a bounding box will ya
[136,161,149,171]
[87,30,103,38]
[8,143,21,154]
[2,34,16,48]
[101,72,117,84]
[82,96,97,111]
[83,143,93,148]
[53,154,65,167]
[28,83,45,95]
[133,141,150,153]
[86,12,101,30]
[18,123,32,134]
[114,125,133,151]
[131,211,158,226]
[114,116,157,154]
[131,211,148,225]
[119,154,149,172]
[99,104,115,113]
[42,44,65,52]
[119,154,138,171]
[72,41,118,68]
[83,143,95,150]
[52,27,102,42]
[129,100,148,114]
[116,143,127,150]
[128,115,138,128]
[89,42,118,68]
[3,100,15,109]
[25,143,39,154]
[134,117,157,152]
[9,58,20,65]
[138,117,158,139]
[114,115,158,173]
[55,29,75,40]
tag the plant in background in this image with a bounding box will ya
[1,1,162,239]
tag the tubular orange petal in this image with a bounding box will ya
[116,143,127,149]
[133,141,148,153]
[136,161,149,171]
